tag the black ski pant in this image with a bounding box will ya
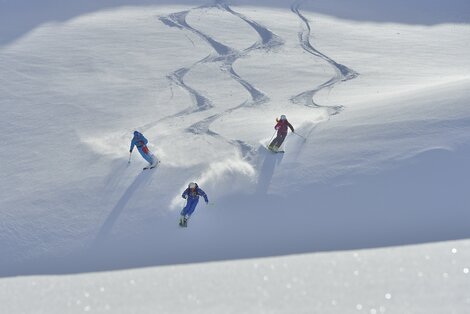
[269,132,287,148]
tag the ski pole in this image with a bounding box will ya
[128,152,132,164]
[268,130,277,145]
[292,132,307,140]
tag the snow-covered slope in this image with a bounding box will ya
[1,239,470,313]
[1,0,469,312]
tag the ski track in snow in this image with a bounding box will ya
[141,0,359,183]
[95,2,285,246]
[157,0,284,159]
[153,1,358,149]
[290,0,358,115]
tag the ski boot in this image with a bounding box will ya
[268,145,279,152]
[179,215,188,228]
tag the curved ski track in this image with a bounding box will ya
[158,0,284,159]
[145,0,358,161]
[291,0,358,115]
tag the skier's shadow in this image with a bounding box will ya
[256,147,284,195]
[94,171,150,246]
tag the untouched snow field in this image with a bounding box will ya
[1,0,469,312]
[1,240,470,313]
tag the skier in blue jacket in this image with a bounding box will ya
[130,131,158,169]
[179,182,209,227]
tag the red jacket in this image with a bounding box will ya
[275,119,294,134]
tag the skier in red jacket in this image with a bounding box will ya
[268,115,294,151]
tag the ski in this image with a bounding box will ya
[266,146,284,153]
[143,160,161,171]
[179,216,188,228]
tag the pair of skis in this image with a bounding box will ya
[128,152,161,170]
[143,160,160,171]
[178,203,213,228]
[267,146,284,153]
[266,131,307,154]
[179,216,189,228]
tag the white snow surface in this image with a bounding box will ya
[1,240,470,313]
[1,0,470,312]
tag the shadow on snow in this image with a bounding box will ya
[2,0,469,47]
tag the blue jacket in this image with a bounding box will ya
[182,186,209,203]
[130,131,148,152]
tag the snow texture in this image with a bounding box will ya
[0,0,470,312]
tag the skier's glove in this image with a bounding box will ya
[182,195,187,199]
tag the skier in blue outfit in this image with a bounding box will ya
[129,131,158,169]
[179,182,209,227]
